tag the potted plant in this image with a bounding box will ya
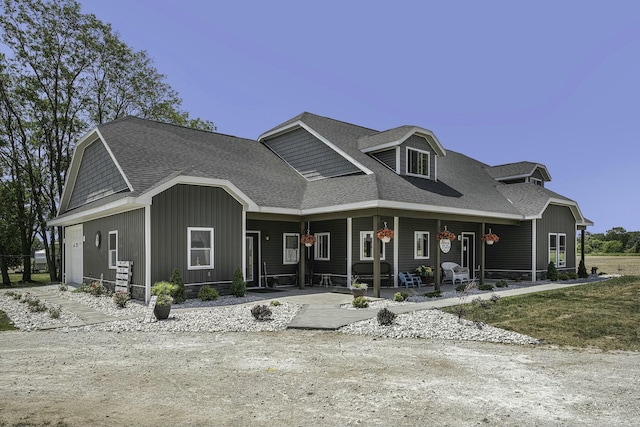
[482,231,500,245]
[415,265,434,284]
[151,281,177,320]
[435,230,456,242]
[300,233,316,247]
[349,279,368,298]
[376,227,394,243]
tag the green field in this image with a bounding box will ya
[583,255,640,276]
[4,273,53,288]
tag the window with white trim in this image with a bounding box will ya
[530,177,543,186]
[314,233,330,261]
[414,231,430,259]
[188,227,214,269]
[549,233,566,268]
[108,230,118,269]
[283,233,300,264]
[360,231,385,261]
[406,147,430,178]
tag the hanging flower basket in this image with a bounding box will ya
[482,233,500,245]
[376,227,394,243]
[300,234,316,247]
[435,230,456,241]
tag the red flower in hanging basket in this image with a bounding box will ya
[435,230,456,241]
[482,233,500,243]
[300,234,317,245]
[376,228,394,240]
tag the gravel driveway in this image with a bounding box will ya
[1,329,638,426]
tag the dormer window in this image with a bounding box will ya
[529,177,543,186]
[407,147,430,178]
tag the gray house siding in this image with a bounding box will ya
[151,184,243,293]
[400,135,437,179]
[308,219,348,278]
[351,216,395,268]
[536,204,576,273]
[371,149,397,171]
[82,208,145,299]
[397,217,437,274]
[68,139,128,209]
[247,219,300,280]
[264,127,361,180]
[531,169,545,181]
[485,221,533,279]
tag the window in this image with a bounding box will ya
[407,147,430,178]
[414,231,430,259]
[530,177,543,186]
[360,231,385,261]
[108,230,118,269]
[283,233,300,264]
[549,233,566,268]
[314,233,330,261]
[188,227,214,269]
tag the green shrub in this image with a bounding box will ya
[455,284,467,292]
[251,304,272,321]
[151,281,178,297]
[393,291,409,302]
[58,283,68,292]
[377,308,397,326]
[567,272,578,280]
[198,285,219,301]
[423,291,442,298]
[49,307,61,319]
[352,296,369,308]
[5,291,21,300]
[270,300,281,306]
[478,284,494,291]
[495,279,508,288]
[169,268,186,303]
[89,281,107,296]
[558,273,569,281]
[577,259,588,278]
[547,261,558,281]
[112,291,130,308]
[230,267,246,297]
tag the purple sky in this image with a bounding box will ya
[81,0,640,233]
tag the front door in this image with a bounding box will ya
[245,232,260,287]
[461,232,476,279]
[65,224,83,285]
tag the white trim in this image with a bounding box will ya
[96,128,134,192]
[414,231,431,259]
[314,232,331,261]
[48,197,146,226]
[245,230,262,286]
[531,219,537,282]
[258,121,374,176]
[108,230,118,270]
[347,218,353,284]
[359,127,447,157]
[393,216,399,287]
[187,227,214,270]
[406,147,431,178]
[395,147,401,174]
[241,210,247,280]
[434,155,438,182]
[494,164,551,182]
[283,232,300,265]
[524,198,590,226]
[548,232,567,268]
[360,231,385,261]
[145,205,151,303]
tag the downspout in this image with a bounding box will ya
[347,218,352,285]
[393,216,399,288]
[373,214,381,298]
[531,219,537,282]
[435,219,441,291]
[480,222,485,286]
[144,205,151,303]
[242,209,247,281]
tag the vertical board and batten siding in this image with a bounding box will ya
[82,209,145,298]
[151,184,243,288]
[536,204,576,270]
[351,217,395,266]
[371,149,397,171]
[400,135,437,179]
[308,219,348,276]
[68,139,129,209]
[264,127,361,180]
[246,219,300,276]
[484,222,532,271]
[397,217,437,273]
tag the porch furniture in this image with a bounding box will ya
[352,262,392,286]
[441,262,470,284]
[398,272,422,288]
[319,274,332,287]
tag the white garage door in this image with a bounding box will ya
[65,224,83,285]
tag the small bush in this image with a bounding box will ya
[169,268,186,303]
[58,283,68,292]
[377,308,397,326]
[393,292,409,302]
[423,291,442,298]
[230,267,246,297]
[251,304,272,321]
[455,284,467,292]
[577,259,588,278]
[112,291,130,308]
[270,300,281,306]
[151,281,178,297]
[352,296,369,308]
[49,307,61,319]
[490,294,501,304]
[478,284,494,291]
[198,285,220,301]
[5,291,21,300]
[89,281,107,296]
[27,299,47,312]
[547,261,558,281]
[567,272,578,280]
[495,279,508,288]
[558,273,569,281]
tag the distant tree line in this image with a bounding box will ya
[0,0,215,285]
[581,227,640,254]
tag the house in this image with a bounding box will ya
[49,112,592,301]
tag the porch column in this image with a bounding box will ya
[580,229,585,265]
[373,214,381,298]
[435,219,441,291]
[480,222,485,286]
[299,221,306,289]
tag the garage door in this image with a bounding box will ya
[65,224,83,285]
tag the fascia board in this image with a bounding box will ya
[360,127,447,157]
[524,198,586,223]
[496,164,552,182]
[259,120,374,176]
[48,197,143,226]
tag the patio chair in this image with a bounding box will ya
[398,272,422,289]
[441,262,470,284]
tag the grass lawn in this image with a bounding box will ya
[3,272,53,288]
[583,254,640,276]
[444,276,640,351]
[0,310,18,331]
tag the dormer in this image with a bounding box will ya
[358,126,446,181]
[487,162,551,187]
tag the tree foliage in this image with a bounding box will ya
[581,227,640,254]
[0,0,215,281]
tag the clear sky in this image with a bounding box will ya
[80,0,640,234]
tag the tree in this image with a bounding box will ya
[0,180,23,285]
[0,0,215,281]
